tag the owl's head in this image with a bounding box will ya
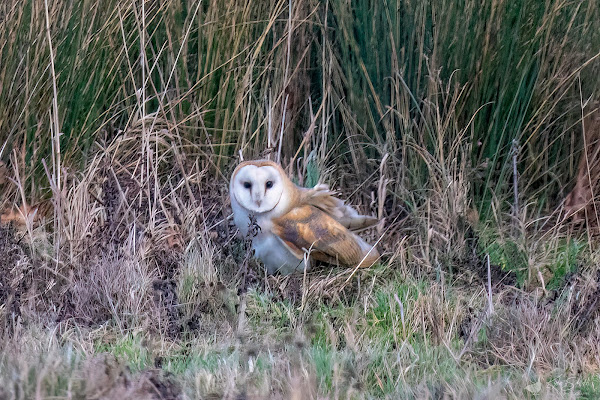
[230,160,288,214]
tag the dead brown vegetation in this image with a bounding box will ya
[565,103,600,228]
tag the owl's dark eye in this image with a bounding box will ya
[243,182,252,189]
[265,180,274,189]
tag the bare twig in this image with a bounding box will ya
[512,139,520,231]
[487,254,494,316]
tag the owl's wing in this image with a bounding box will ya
[300,185,378,231]
[271,205,379,268]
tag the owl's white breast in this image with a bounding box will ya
[252,231,306,274]
[230,191,306,274]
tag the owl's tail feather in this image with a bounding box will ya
[356,250,380,268]
[301,184,378,231]
[355,237,380,268]
[337,215,379,231]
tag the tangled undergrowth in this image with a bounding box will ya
[0,120,600,398]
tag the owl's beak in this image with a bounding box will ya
[252,188,264,209]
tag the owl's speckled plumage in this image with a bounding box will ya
[229,160,379,274]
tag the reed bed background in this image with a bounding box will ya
[0,0,599,398]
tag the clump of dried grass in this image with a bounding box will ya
[467,274,600,376]
[77,354,181,400]
[0,112,233,338]
[176,237,238,335]
[65,231,157,331]
[0,325,182,400]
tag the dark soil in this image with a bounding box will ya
[0,224,29,337]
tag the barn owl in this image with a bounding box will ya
[229,160,380,274]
